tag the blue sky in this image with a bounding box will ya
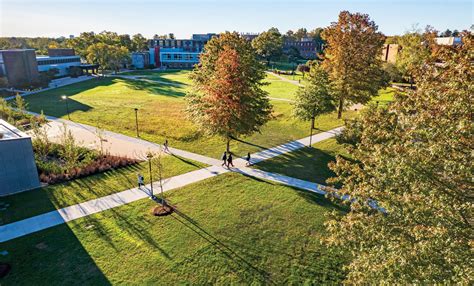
[0,0,472,38]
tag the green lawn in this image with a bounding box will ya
[254,138,351,185]
[0,154,207,225]
[0,172,348,285]
[120,70,193,85]
[372,87,396,106]
[262,78,299,100]
[23,74,353,159]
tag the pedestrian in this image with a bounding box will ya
[245,152,251,166]
[137,173,145,188]
[163,139,169,152]
[221,151,227,167]
[227,152,234,168]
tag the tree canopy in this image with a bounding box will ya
[324,34,473,284]
[321,11,386,119]
[186,32,272,151]
[252,27,283,65]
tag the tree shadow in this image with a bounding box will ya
[167,204,275,285]
[170,154,201,168]
[122,79,186,98]
[0,208,111,284]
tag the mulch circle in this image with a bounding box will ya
[151,205,174,216]
[0,263,11,278]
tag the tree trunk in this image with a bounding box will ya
[309,117,315,147]
[226,136,230,153]
[337,98,343,119]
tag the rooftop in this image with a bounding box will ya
[0,119,28,140]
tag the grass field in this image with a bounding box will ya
[0,173,348,285]
[0,155,206,225]
[23,71,354,159]
[254,138,350,185]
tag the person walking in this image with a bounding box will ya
[227,152,234,168]
[245,152,251,166]
[221,151,227,167]
[163,139,170,153]
[137,173,145,189]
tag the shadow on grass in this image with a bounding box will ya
[255,146,340,185]
[167,204,275,285]
[0,209,111,285]
[24,77,118,117]
[170,154,202,168]
[122,78,185,98]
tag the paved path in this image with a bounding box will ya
[266,71,304,87]
[0,123,343,242]
[4,75,95,101]
[0,163,335,243]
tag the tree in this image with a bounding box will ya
[131,33,148,52]
[395,27,434,87]
[324,34,473,284]
[86,43,129,73]
[321,11,386,119]
[186,32,272,152]
[293,62,335,146]
[308,27,325,51]
[294,28,308,40]
[252,27,283,66]
[296,63,310,78]
[440,28,452,37]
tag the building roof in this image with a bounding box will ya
[0,119,29,141]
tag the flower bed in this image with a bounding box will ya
[34,142,139,185]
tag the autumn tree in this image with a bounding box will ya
[252,27,283,66]
[186,32,272,152]
[321,11,386,119]
[294,62,335,145]
[324,34,473,284]
[395,27,436,87]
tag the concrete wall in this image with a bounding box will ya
[0,137,40,196]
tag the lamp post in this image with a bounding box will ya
[134,108,139,137]
[147,153,155,199]
[61,95,71,120]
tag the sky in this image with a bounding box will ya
[0,0,472,38]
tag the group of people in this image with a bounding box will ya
[221,151,252,168]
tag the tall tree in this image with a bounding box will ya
[324,34,473,284]
[186,32,272,152]
[294,27,308,39]
[321,11,386,119]
[86,43,129,73]
[252,27,283,66]
[395,27,435,87]
[293,62,335,145]
[131,33,148,52]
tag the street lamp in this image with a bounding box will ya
[134,108,139,138]
[147,153,156,200]
[61,95,71,120]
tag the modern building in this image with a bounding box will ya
[148,34,216,68]
[0,49,39,87]
[283,37,320,59]
[36,48,82,76]
[0,119,40,195]
[434,37,463,46]
[131,52,151,69]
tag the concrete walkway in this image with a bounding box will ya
[266,71,304,87]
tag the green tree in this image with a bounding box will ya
[131,33,148,52]
[324,34,473,284]
[321,11,386,119]
[186,32,272,152]
[294,28,308,39]
[293,63,335,145]
[86,43,129,73]
[252,27,283,66]
[396,28,435,87]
